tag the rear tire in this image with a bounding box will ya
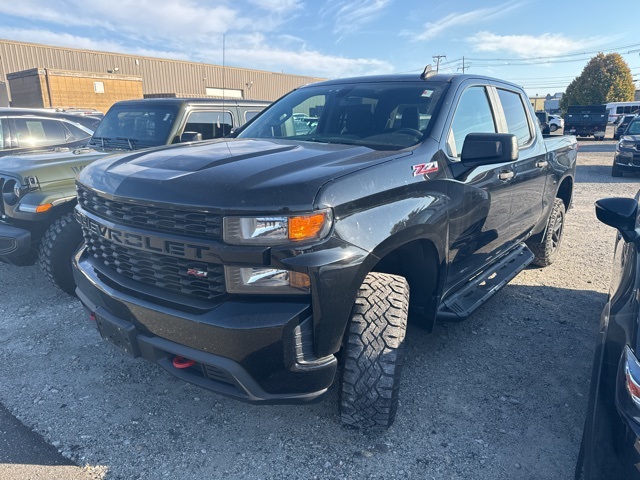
[339,272,409,430]
[550,124,558,132]
[38,212,83,295]
[528,198,565,267]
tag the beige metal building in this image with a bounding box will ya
[0,38,325,109]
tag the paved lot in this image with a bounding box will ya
[0,131,636,479]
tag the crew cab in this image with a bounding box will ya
[0,98,269,294]
[72,73,577,429]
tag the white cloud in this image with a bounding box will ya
[246,0,302,13]
[466,31,610,58]
[407,1,523,42]
[321,0,392,35]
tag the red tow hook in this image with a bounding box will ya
[172,356,196,369]
[89,312,96,322]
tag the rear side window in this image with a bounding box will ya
[497,88,532,147]
[184,110,233,139]
[244,110,261,123]
[448,86,496,158]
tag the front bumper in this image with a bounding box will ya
[0,222,31,257]
[614,151,640,173]
[73,250,339,404]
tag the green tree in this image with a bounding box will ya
[560,53,635,111]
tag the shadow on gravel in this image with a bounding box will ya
[576,144,616,153]
[575,164,640,183]
[0,403,75,466]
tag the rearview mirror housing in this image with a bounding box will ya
[461,133,519,167]
[179,131,203,143]
[595,197,639,243]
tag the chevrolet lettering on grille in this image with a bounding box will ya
[76,210,218,262]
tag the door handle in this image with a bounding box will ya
[498,170,514,181]
[535,160,548,168]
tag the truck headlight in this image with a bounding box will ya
[225,266,310,294]
[619,137,635,149]
[223,209,332,246]
[2,179,21,206]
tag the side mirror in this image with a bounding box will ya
[461,133,519,167]
[595,197,639,243]
[179,131,203,143]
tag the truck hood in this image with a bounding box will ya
[79,138,406,212]
[0,148,108,184]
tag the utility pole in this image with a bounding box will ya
[458,56,470,74]
[432,54,446,73]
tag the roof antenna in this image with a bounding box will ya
[420,64,435,80]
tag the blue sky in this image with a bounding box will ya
[1,0,639,97]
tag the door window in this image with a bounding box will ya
[497,88,532,147]
[184,110,233,139]
[447,87,496,158]
[12,118,67,148]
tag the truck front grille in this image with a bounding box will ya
[84,230,226,301]
[77,185,222,239]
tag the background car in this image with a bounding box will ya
[614,114,638,140]
[0,108,96,157]
[548,114,564,132]
[535,111,551,134]
[576,193,640,479]
[612,117,640,177]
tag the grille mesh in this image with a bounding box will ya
[84,230,226,301]
[77,185,222,239]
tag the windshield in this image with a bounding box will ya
[626,121,640,135]
[238,81,447,150]
[88,104,179,150]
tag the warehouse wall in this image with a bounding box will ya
[0,39,325,104]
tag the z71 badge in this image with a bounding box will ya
[412,161,438,177]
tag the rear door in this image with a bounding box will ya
[493,86,548,241]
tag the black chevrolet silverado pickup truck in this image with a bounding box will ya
[72,73,577,429]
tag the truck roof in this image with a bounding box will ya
[112,98,271,107]
[307,73,523,90]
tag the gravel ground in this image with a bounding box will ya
[0,132,637,480]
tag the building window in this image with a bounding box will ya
[94,82,105,94]
[205,87,243,99]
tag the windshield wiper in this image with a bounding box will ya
[116,137,139,150]
[89,136,111,147]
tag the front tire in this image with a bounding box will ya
[529,198,565,267]
[38,212,83,295]
[612,161,623,177]
[339,272,409,430]
[550,124,558,132]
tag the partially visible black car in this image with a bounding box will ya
[575,194,640,479]
[612,118,640,177]
[0,108,97,157]
[614,114,638,140]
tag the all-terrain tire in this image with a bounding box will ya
[529,198,566,267]
[39,212,83,295]
[339,272,409,430]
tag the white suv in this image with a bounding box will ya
[548,114,564,132]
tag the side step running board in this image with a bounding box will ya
[437,243,534,321]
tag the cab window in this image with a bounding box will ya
[497,88,532,147]
[447,87,496,159]
[184,110,233,139]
